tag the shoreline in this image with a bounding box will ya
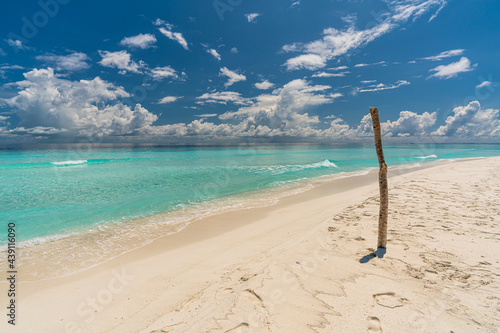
[0,157,500,333]
[1,157,499,332]
[0,157,461,282]
[0,156,487,283]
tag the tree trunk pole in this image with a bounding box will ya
[370,107,388,249]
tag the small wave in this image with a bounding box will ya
[253,159,338,175]
[51,160,88,166]
[414,155,437,159]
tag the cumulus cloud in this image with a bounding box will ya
[155,20,189,50]
[245,13,261,23]
[120,33,157,49]
[149,66,179,80]
[283,0,447,70]
[433,101,500,137]
[36,52,91,72]
[231,47,238,54]
[284,54,327,71]
[219,67,246,87]
[158,96,182,104]
[421,49,464,61]
[384,111,437,136]
[1,68,157,137]
[219,79,333,132]
[429,57,476,79]
[98,50,145,74]
[255,80,275,90]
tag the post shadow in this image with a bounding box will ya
[359,247,386,263]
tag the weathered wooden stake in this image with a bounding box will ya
[370,107,388,249]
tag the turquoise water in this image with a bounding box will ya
[1,144,500,246]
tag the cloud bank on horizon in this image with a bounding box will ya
[0,0,499,144]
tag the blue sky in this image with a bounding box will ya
[0,0,499,144]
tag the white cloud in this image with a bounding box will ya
[98,50,145,74]
[231,47,238,54]
[281,43,302,53]
[255,80,275,90]
[156,21,189,50]
[219,67,246,87]
[7,126,67,136]
[312,71,349,78]
[120,33,157,49]
[98,50,181,80]
[219,79,332,132]
[195,113,218,118]
[7,39,29,51]
[245,13,261,23]
[329,93,343,100]
[360,80,376,84]
[421,49,464,61]
[1,68,157,136]
[158,96,182,104]
[476,81,492,89]
[384,111,437,137]
[291,1,300,7]
[0,116,10,124]
[207,48,221,61]
[283,0,447,70]
[197,91,250,105]
[429,57,476,79]
[149,66,179,80]
[284,54,326,71]
[36,52,90,72]
[354,61,385,68]
[0,64,25,78]
[0,48,7,56]
[358,80,410,92]
[433,101,500,137]
[328,66,348,71]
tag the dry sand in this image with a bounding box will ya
[2,157,500,332]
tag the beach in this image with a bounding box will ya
[2,156,500,332]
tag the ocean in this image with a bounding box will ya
[1,143,500,251]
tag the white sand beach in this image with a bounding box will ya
[2,157,500,333]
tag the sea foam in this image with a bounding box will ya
[414,155,437,159]
[51,160,88,166]
[254,159,338,175]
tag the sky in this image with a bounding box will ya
[0,0,499,145]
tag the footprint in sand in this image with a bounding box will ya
[244,288,263,305]
[373,292,406,308]
[224,322,249,332]
[367,316,382,332]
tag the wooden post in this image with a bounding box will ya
[370,107,388,249]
